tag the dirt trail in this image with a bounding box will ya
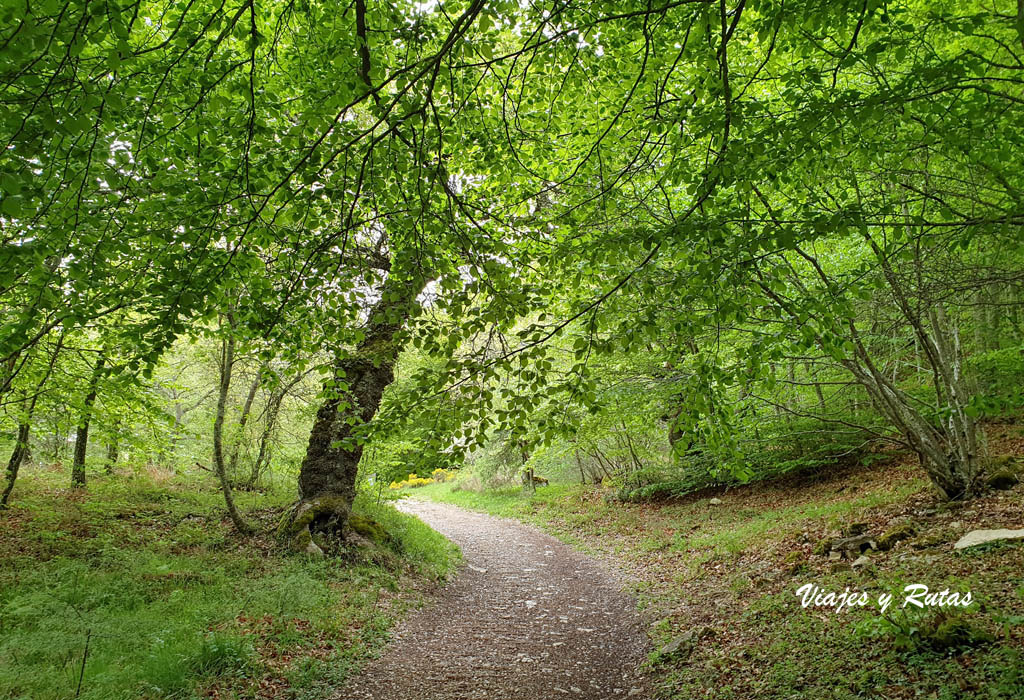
[340,500,650,700]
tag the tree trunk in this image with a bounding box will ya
[840,291,981,500]
[519,438,535,492]
[71,357,104,488]
[212,323,253,534]
[774,237,982,499]
[1006,283,1022,342]
[4,335,64,505]
[248,372,303,488]
[227,374,261,482]
[985,282,1001,351]
[1,422,30,508]
[52,423,64,462]
[282,267,426,554]
[168,402,185,464]
[105,438,118,475]
[574,446,586,484]
[807,361,827,413]
[249,393,280,488]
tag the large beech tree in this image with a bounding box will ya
[3,0,1022,528]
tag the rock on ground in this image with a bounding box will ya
[953,528,1024,550]
[339,500,650,700]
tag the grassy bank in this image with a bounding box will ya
[412,456,1024,699]
[0,465,458,700]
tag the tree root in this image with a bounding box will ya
[276,495,351,556]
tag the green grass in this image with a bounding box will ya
[412,481,585,519]
[0,464,458,700]
[412,479,922,560]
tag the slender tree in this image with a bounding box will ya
[71,356,104,489]
[212,316,253,534]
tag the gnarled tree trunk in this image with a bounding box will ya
[831,233,983,500]
[281,267,426,554]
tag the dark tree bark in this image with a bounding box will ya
[71,356,104,488]
[1,422,30,508]
[574,446,586,485]
[212,321,253,534]
[3,335,64,506]
[282,267,426,554]
[295,353,394,502]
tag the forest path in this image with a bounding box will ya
[339,499,650,700]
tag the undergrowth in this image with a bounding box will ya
[0,465,457,700]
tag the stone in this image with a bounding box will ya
[347,513,392,545]
[986,469,1020,491]
[709,497,722,505]
[658,637,690,657]
[784,550,804,564]
[659,626,712,657]
[842,522,869,537]
[851,555,871,568]
[876,522,917,551]
[954,529,1024,550]
[813,537,833,556]
[830,533,877,556]
[683,626,713,642]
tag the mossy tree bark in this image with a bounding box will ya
[1,422,30,508]
[285,266,426,553]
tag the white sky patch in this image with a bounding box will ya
[412,0,439,14]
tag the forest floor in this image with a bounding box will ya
[340,500,650,700]
[413,425,1024,699]
[0,464,457,700]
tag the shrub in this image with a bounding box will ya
[855,609,993,653]
[431,468,455,482]
[388,473,434,489]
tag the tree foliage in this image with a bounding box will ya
[3,0,1024,519]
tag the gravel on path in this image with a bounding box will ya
[339,499,650,700]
